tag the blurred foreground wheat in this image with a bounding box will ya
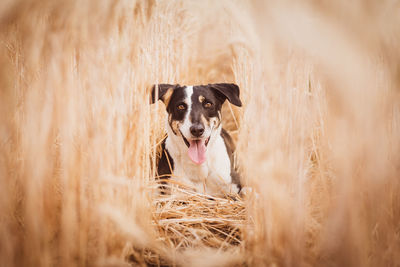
[0,0,399,266]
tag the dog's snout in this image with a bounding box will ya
[190,124,204,137]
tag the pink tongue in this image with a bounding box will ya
[188,140,207,164]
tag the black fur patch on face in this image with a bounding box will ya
[166,86,188,135]
[190,86,223,129]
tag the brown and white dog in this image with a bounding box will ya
[151,83,242,197]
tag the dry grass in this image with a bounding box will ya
[1,0,400,266]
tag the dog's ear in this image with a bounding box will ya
[209,83,242,107]
[151,84,178,105]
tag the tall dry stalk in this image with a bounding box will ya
[0,0,399,266]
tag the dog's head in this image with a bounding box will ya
[151,83,242,164]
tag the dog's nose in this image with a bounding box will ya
[190,124,204,137]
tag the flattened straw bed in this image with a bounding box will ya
[141,184,247,265]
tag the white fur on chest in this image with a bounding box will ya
[165,126,236,196]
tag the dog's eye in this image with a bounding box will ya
[204,102,213,108]
[177,104,186,110]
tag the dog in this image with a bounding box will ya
[151,83,242,197]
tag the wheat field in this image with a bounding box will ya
[0,0,399,266]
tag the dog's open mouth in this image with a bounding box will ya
[180,131,210,165]
[181,135,210,148]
